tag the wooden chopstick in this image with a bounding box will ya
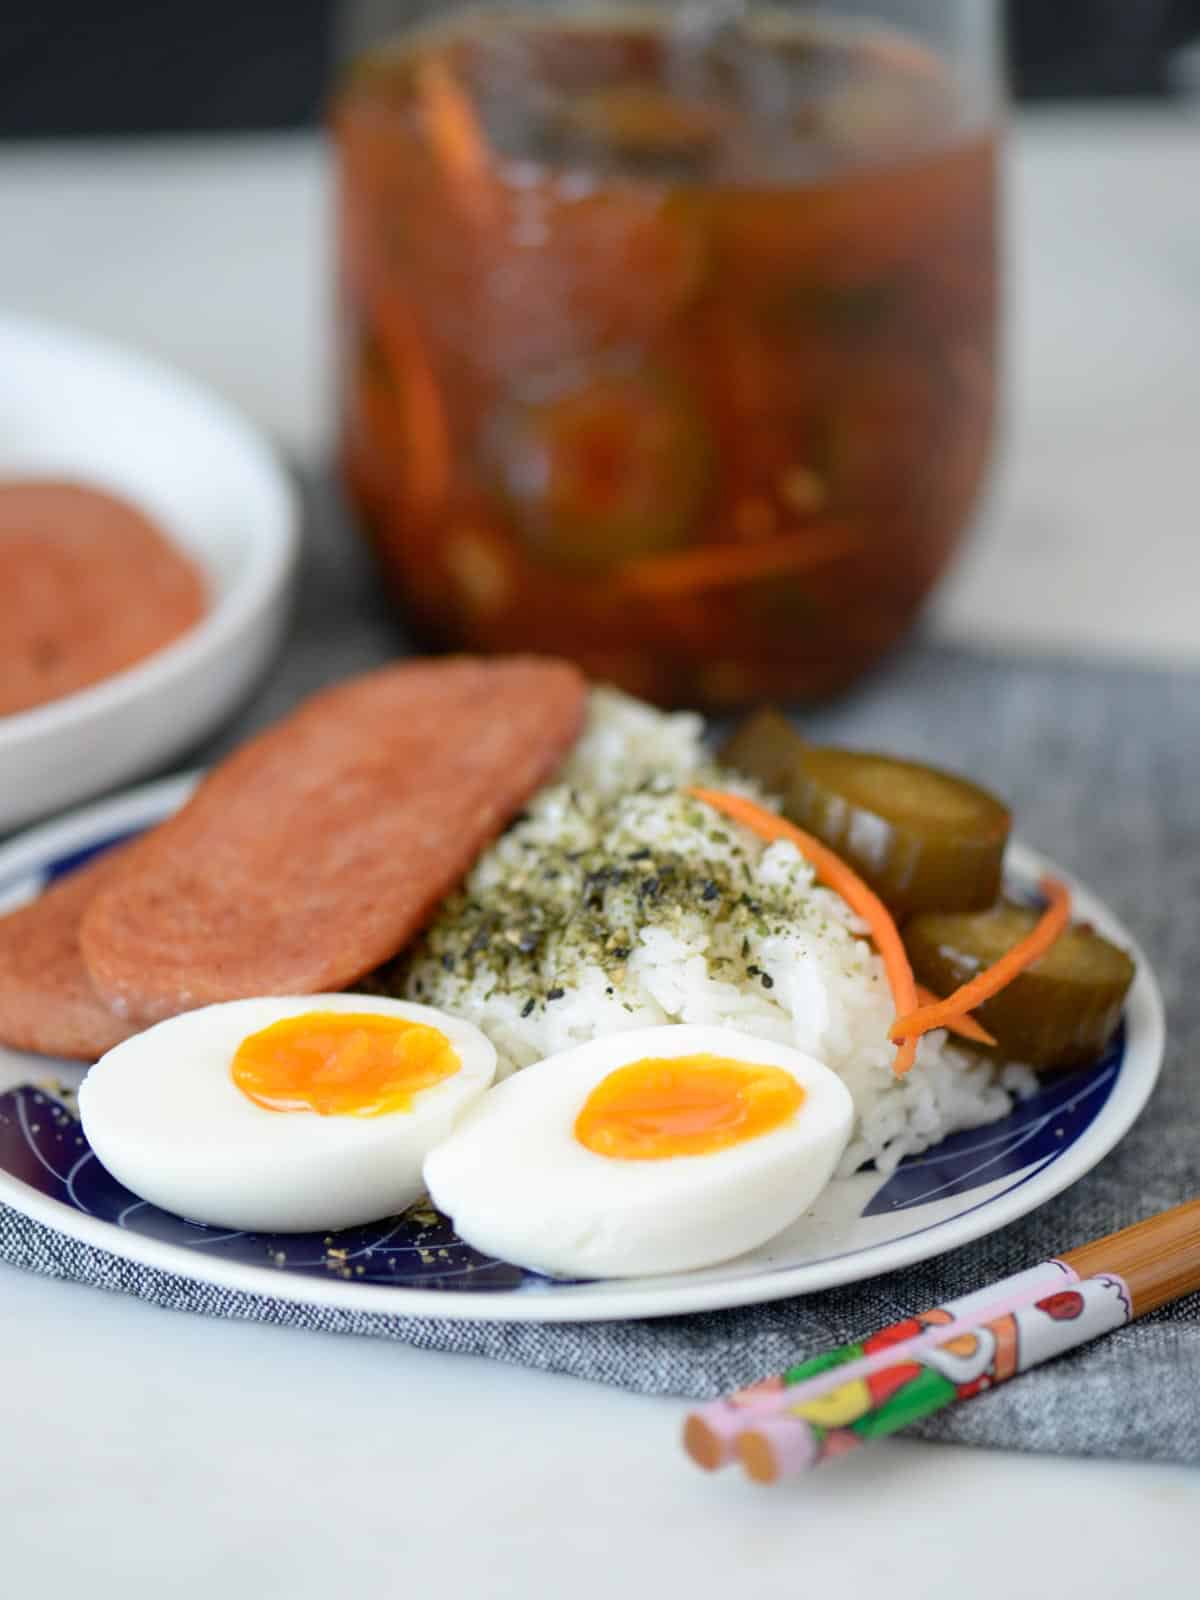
[1061,1196,1200,1317]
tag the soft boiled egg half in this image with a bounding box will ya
[423,1024,854,1279]
[77,995,496,1232]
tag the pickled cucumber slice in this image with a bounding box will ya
[719,710,1011,919]
[718,706,805,800]
[489,362,713,573]
[904,903,1135,1072]
[554,84,727,168]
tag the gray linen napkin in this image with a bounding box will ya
[2,485,1197,1465]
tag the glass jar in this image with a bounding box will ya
[332,2,1001,707]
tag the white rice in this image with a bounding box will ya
[379,689,1035,1175]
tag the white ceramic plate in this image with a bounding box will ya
[0,313,298,830]
[0,778,1165,1323]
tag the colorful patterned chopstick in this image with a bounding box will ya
[683,1197,1200,1484]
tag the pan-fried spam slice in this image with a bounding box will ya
[0,846,139,1060]
[80,657,587,1024]
[0,480,207,717]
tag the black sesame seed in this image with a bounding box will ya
[547,987,565,1002]
[520,998,535,1019]
[760,973,775,990]
[701,880,720,902]
[746,964,761,978]
[628,847,652,861]
[612,945,631,961]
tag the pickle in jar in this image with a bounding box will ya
[904,903,1135,1072]
[487,359,714,573]
[720,709,1011,919]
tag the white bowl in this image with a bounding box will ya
[0,313,299,832]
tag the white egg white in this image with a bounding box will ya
[423,1023,854,1279]
[77,994,497,1233]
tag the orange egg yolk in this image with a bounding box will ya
[574,1053,805,1160]
[231,1012,461,1118]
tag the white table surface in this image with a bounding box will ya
[1,110,1197,1596]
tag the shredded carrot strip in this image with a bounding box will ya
[914,986,997,1047]
[620,527,858,597]
[341,186,453,515]
[419,56,492,185]
[689,788,918,1077]
[398,322,452,515]
[890,878,1072,1043]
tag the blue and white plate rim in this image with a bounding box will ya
[0,774,1166,1323]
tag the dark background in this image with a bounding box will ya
[1,1,1200,137]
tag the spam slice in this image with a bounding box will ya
[0,480,207,717]
[80,656,587,1024]
[0,846,139,1060]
